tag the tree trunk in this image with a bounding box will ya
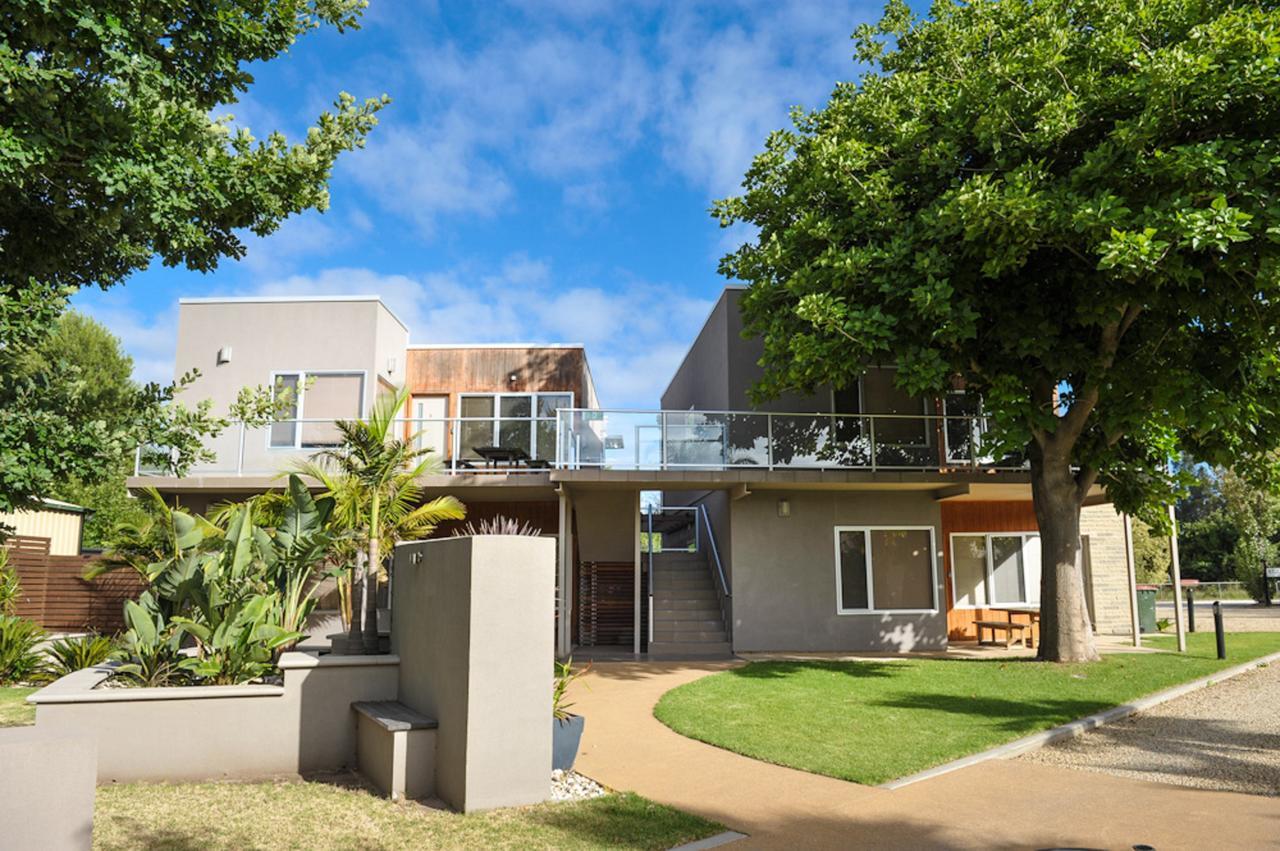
[347,551,363,642]
[1030,443,1100,662]
[362,497,381,654]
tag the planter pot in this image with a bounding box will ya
[552,714,585,771]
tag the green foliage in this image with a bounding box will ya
[0,2,386,515]
[295,388,466,640]
[1132,519,1172,585]
[0,549,19,615]
[0,616,45,684]
[719,0,1280,520]
[1219,469,1280,602]
[39,634,118,681]
[110,475,337,686]
[114,596,188,688]
[553,657,591,721]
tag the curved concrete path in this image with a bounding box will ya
[571,661,1280,850]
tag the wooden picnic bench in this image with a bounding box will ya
[974,619,1032,649]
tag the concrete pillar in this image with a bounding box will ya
[392,535,555,812]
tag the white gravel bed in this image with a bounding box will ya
[1020,661,1280,796]
[551,769,607,801]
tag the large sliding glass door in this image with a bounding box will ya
[457,392,572,460]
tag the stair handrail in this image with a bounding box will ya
[696,504,730,599]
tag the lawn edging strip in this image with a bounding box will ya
[879,648,1280,790]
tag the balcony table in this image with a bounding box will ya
[473,445,531,469]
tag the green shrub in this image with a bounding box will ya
[113,596,187,688]
[0,549,20,616]
[0,616,46,684]
[40,634,117,681]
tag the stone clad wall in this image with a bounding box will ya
[1081,504,1135,636]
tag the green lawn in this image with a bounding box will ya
[95,776,722,851]
[654,632,1280,786]
[0,686,36,727]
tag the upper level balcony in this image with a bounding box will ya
[133,407,1021,479]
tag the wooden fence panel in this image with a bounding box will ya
[576,560,646,649]
[5,536,144,633]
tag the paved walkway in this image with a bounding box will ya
[571,661,1280,850]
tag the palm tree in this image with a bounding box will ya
[296,387,465,653]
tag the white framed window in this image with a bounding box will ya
[268,370,366,449]
[456,392,573,460]
[949,533,1042,609]
[833,526,939,614]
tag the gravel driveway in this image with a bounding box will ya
[1020,660,1280,797]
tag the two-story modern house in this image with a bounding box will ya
[129,290,1141,660]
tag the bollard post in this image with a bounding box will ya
[1186,586,1195,633]
[1213,601,1226,660]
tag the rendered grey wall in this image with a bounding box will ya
[0,728,95,850]
[729,490,947,652]
[393,535,555,812]
[661,292,731,412]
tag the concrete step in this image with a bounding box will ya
[653,599,721,614]
[647,640,733,658]
[653,629,728,643]
[651,552,707,564]
[653,589,718,603]
[651,617,725,630]
[653,576,714,591]
[651,562,710,574]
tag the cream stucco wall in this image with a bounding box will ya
[171,297,408,474]
[30,653,398,783]
[392,536,554,812]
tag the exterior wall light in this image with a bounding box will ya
[777,498,791,518]
[216,346,232,365]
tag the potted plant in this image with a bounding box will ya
[552,657,589,771]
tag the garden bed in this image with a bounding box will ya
[653,633,1280,785]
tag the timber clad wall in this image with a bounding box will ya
[405,347,596,414]
[6,536,143,632]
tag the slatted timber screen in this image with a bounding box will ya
[576,560,647,649]
[6,535,144,633]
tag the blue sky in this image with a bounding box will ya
[72,0,885,408]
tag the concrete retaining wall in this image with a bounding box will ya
[29,652,398,783]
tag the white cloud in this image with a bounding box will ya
[335,1,870,230]
[72,299,180,386]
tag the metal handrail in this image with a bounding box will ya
[697,504,730,600]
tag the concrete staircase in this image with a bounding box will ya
[648,551,731,658]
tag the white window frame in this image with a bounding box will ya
[833,525,939,615]
[456,391,574,460]
[267,369,367,450]
[948,532,1041,610]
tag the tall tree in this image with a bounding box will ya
[13,311,148,544]
[716,0,1280,660]
[0,1,387,514]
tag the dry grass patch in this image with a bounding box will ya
[94,772,722,851]
[0,686,35,727]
